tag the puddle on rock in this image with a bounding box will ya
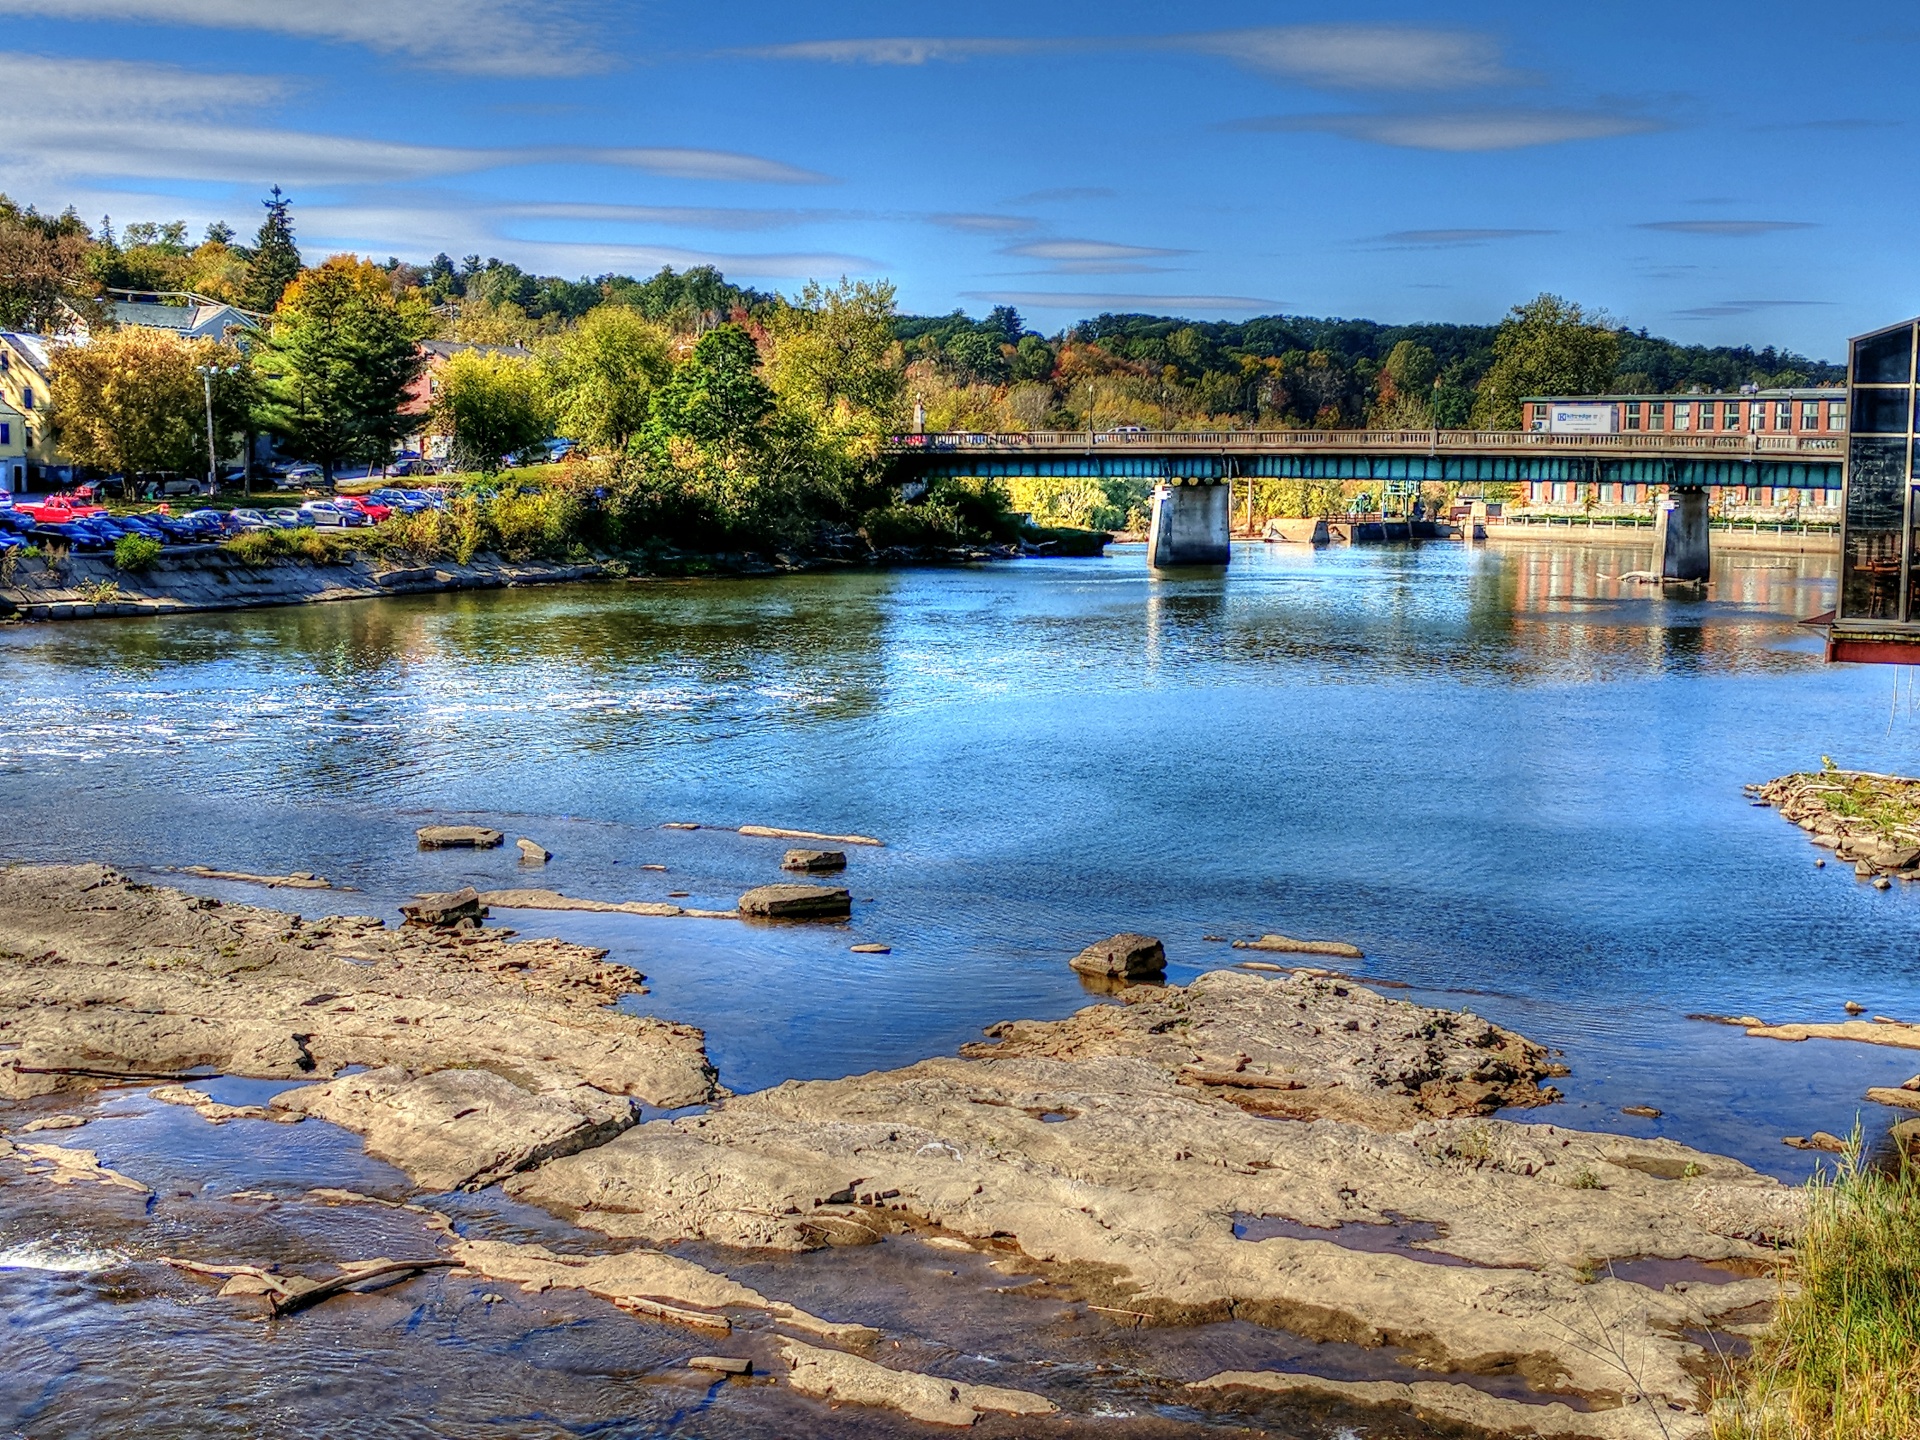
[1231,1212,1487,1269]
[1602,1255,1773,1290]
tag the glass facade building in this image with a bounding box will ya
[1839,320,1920,632]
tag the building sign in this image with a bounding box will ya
[1546,403,1617,434]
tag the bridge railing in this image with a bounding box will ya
[890,429,1846,457]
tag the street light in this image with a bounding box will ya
[194,363,241,495]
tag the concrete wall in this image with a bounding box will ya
[1148,482,1231,567]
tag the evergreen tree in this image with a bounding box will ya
[252,256,428,480]
[244,186,302,312]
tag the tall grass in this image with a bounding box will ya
[1713,1145,1920,1440]
[221,527,345,566]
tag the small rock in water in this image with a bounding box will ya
[1621,1105,1662,1119]
[640,864,667,872]
[1201,934,1228,943]
[850,942,891,954]
[399,888,486,927]
[1875,877,1893,890]
[481,1292,505,1305]
[1783,1132,1849,1153]
[1901,1075,1920,1092]
[515,838,551,864]
[1232,933,1364,960]
[1845,1001,1866,1014]
[781,848,847,873]
[1815,858,1826,868]
[416,825,504,850]
[688,1356,751,1376]
[737,883,852,920]
[1069,933,1166,981]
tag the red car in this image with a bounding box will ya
[339,497,392,523]
[16,495,107,524]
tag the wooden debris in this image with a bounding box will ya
[688,1355,751,1376]
[165,1254,456,1316]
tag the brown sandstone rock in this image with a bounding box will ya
[780,848,847,872]
[0,866,715,1115]
[1068,932,1165,980]
[400,888,484,927]
[779,1337,1056,1428]
[416,826,504,849]
[736,883,851,920]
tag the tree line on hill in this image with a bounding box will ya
[0,187,1848,554]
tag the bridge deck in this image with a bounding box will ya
[891,429,1844,490]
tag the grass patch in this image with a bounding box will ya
[221,527,347,566]
[1712,1145,1920,1440]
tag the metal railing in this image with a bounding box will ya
[893,429,1847,457]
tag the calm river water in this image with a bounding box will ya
[4,536,1919,1437]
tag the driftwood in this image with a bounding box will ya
[165,1255,456,1316]
[11,1062,225,1082]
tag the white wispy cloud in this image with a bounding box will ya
[1637,220,1817,236]
[1234,109,1662,151]
[963,290,1278,315]
[0,0,602,76]
[738,24,1521,91]
[0,53,828,188]
[1178,26,1517,90]
[928,212,1038,235]
[998,236,1188,275]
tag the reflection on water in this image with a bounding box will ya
[6,537,1916,1438]
[0,537,1914,1176]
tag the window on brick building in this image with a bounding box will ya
[1649,401,1667,430]
[1777,400,1793,430]
[1624,402,1642,430]
[1830,400,1848,429]
[1803,401,1820,429]
[1725,401,1742,430]
[1675,402,1692,430]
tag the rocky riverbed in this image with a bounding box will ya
[1752,767,1920,878]
[0,866,1801,1439]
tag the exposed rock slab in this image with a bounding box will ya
[272,1066,641,1191]
[1192,1371,1672,1440]
[480,888,738,920]
[508,970,1792,1419]
[400,888,484,926]
[175,867,334,890]
[149,1083,294,1125]
[1754,770,1920,876]
[1735,1017,1920,1051]
[1,1139,150,1192]
[736,825,882,847]
[737,884,852,920]
[779,1337,1057,1428]
[0,866,715,1124]
[1232,933,1364,960]
[450,1238,872,1341]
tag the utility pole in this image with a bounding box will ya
[194,363,240,495]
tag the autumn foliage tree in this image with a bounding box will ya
[431,350,551,475]
[48,328,250,480]
[1470,294,1621,430]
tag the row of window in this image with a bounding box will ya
[1527,480,1839,505]
[1620,399,1844,433]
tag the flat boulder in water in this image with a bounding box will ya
[1069,932,1165,980]
[416,826,504,850]
[737,884,852,920]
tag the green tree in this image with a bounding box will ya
[244,187,302,312]
[1470,294,1620,430]
[0,196,99,332]
[252,255,429,480]
[431,349,551,475]
[538,305,673,453]
[49,327,250,480]
[1371,339,1438,428]
[762,277,905,461]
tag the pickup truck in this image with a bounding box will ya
[15,496,108,525]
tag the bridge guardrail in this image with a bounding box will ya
[890,430,1846,458]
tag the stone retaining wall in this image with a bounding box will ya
[0,545,605,622]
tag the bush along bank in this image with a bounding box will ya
[0,478,1110,622]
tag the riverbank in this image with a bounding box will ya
[1487,519,1838,555]
[1,865,1806,1439]
[0,529,1109,623]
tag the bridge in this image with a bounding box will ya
[890,429,1847,576]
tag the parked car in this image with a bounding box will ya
[0,504,34,534]
[339,497,391,523]
[299,501,367,528]
[263,508,305,529]
[283,464,324,485]
[225,508,272,531]
[16,496,107,525]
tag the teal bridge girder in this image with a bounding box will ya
[888,430,1845,492]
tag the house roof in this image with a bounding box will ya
[0,332,56,377]
[111,300,256,336]
[421,339,533,360]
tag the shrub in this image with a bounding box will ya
[221,526,344,566]
[113,533,163,572]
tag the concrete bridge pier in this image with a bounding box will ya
[1149,480,1231,568]
[1654,489,1710,583]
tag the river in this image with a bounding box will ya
[3,537,1916,1437]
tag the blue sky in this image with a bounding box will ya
[0,1,1911,358]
